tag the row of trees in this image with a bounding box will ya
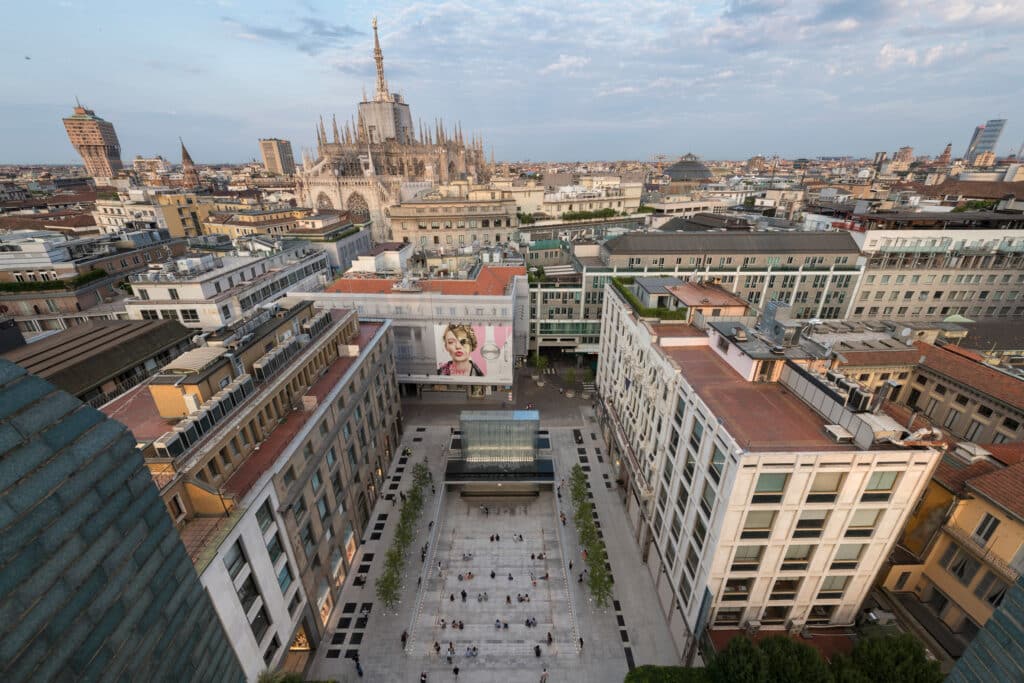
[624,633,943,683]
[569,464,613,607]
[375,462,431,608]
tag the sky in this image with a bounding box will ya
[1,0,1023,164]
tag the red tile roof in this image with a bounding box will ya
[934,458,998,494]
[982,443,1024,466]
[914,341,1024,412]
[326,266,524,297]
[968,461,1024,521]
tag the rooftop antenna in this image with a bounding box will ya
[74,95,82,108]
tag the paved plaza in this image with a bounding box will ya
[307,371,678,682]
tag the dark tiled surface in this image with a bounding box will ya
[345,649,359,659]
[332,633,346,644]
[363,553,375,561]
[413,437,423,442]
[370,532,382,540]
[338,617,352,628]
[359,563,372,572]
[326,649,341,659]
[416,427,426,432]
[350,632,364,644]
[616,615,626,627]
[624,647,635,670]
[342,603,358,614]
[619,630,629,642]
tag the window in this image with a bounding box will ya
[731,545,764,571]
[168,288,180,300]
[708,445,726,483]
[863,471,898,501]
[140,309,159,320]
[685,544,700,577]
[263,635,281,666]
[237,574,260,612]
[741,510,776,539]
[941,544,981,586]
[256,499,274,533]
[781,544,814,571]
[225,539,247,579]
[795,510,828,538]
[753,473,788,503]
[283,467,296,486]
[326,446,337,469]
[181,309,199,322]
[818,575,849,599]
[288,592,302,616]
[974,513,1000,545]
[723,578,753,601]
[700,482,716,518]
[808,472,843,503]
[973,571,1007,608]
[832,543,864,570]
[770,578,801,600]
[311,470,322,492]
[714,607,743,625]
[761,605,790,625]
[300,523,316,557]
[965,420,984,442]
[278,563,294,592]
[266,533,284,565]
[317,496,329,521]
[944,408,960,429]
[250,606,271,642]
[292,495,307,523]
[846,509,882,537]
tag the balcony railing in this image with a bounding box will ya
[943,524,1020,582]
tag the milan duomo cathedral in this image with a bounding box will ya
[295,18,491,242]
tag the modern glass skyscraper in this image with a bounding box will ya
[965,118,1007,162]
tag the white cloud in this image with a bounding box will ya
[877,43,918,68]
[539,54,591,75]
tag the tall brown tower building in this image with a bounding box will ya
[62,102,123,179]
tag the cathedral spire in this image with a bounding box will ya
[372,17,389,102]
[332,114,340,144]
[318,116,328,147]
[179,138,199,187]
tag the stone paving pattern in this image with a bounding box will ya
[309,369,678,681]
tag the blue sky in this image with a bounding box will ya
[1,0,1022,163]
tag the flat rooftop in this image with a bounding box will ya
[326,265,524,297]
[662,345,849,452]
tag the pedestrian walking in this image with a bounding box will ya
[569,560,573,571]
[355,660,364,677]
[401,630,408,647]
[421,673,428,682]
[540,668,549,683]
[579,637,584,651]
[453,665,460,678]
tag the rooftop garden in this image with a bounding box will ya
[0,268,111,293]
[611,276,689,320]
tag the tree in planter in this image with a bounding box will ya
[582,368,594,385]
[625,665,707,682]
[565,368,576,387]
[534,353,549,374]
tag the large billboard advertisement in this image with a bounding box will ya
[393,322,514,385]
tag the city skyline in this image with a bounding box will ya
[1,0,1022,164]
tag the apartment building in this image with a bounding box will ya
[204,208,314,240]
[893,342,1024,445]
[1,360,244,682]
[538,182,642,218]
[93,196,168,233]
[388,193,519,249]
[101,299,401,678]
[883,443,1024,659]
[846,211,1024,321]
[596,285,941,659]
[530,231,863,355]
[153,192,216,238]
[124,246,329,329]
[288,211,372,273]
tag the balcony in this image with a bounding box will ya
[943,524,1020,582]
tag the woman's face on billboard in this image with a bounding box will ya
[444,329,472,361]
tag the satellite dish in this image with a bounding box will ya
[899,327,912,338]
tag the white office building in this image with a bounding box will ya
[596,284,941,660]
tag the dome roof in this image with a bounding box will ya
[664,154,712,182]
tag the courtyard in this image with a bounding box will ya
[306,373,678,682]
